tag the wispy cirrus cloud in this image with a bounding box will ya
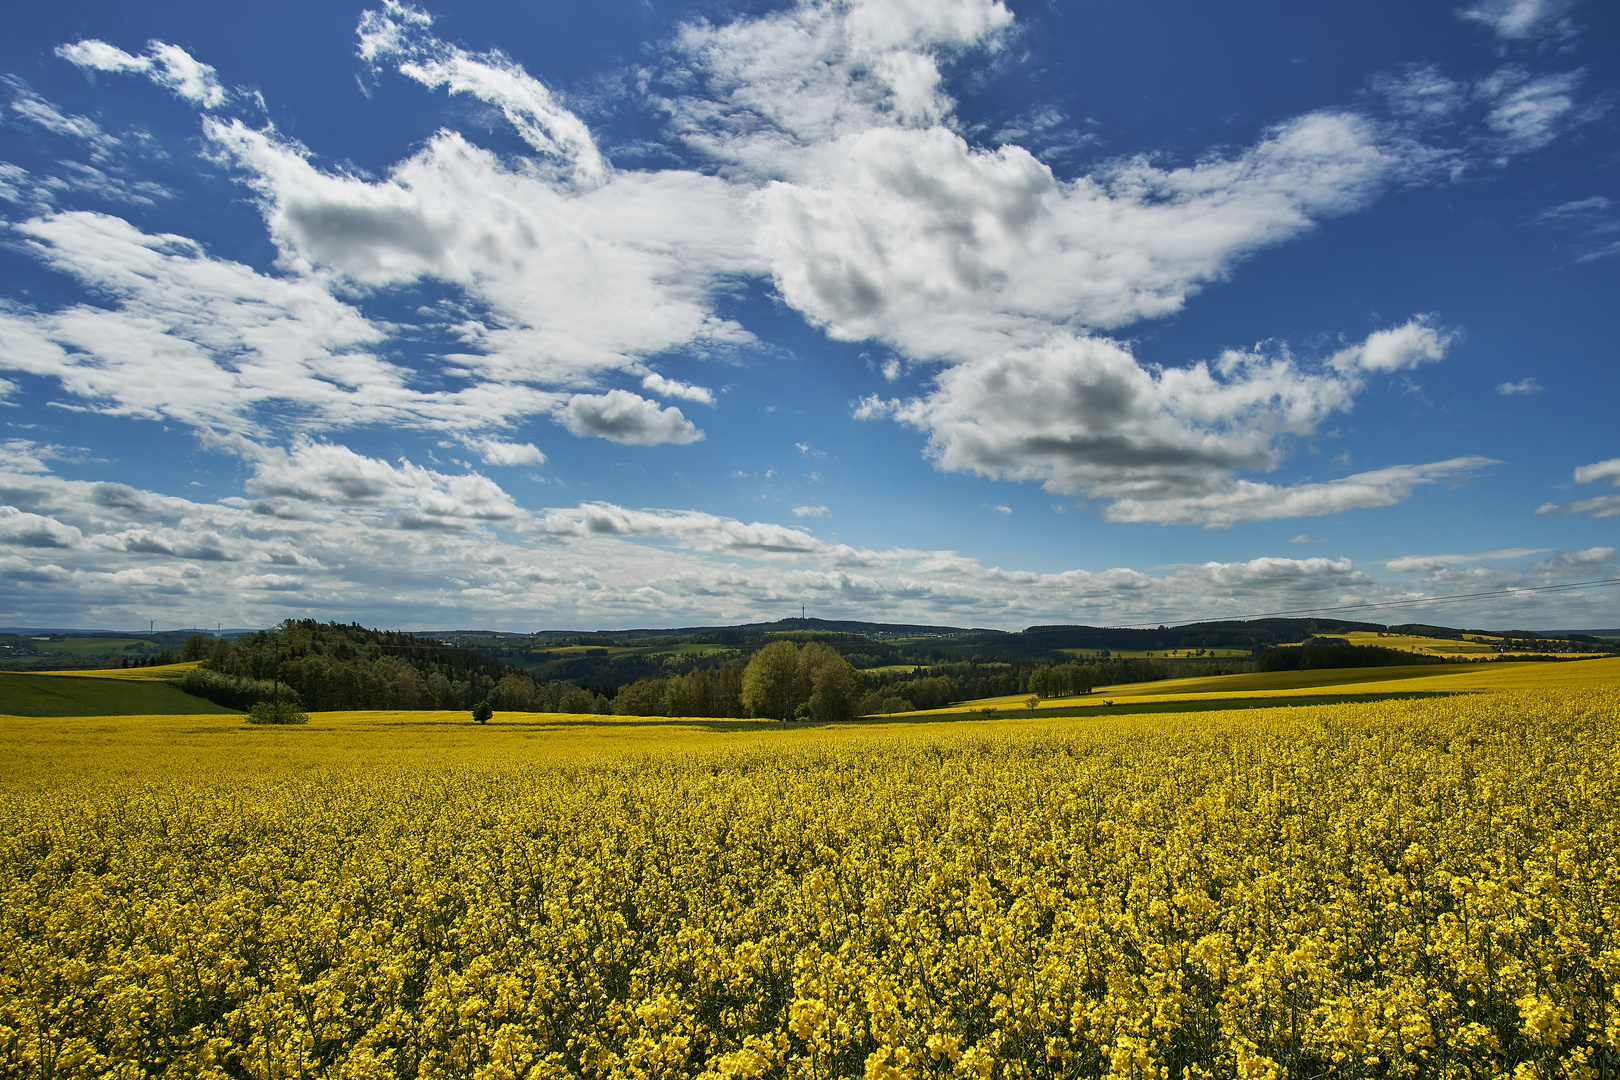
[1100,457,1498,528]
[357,0,606,187]
[1535,196,1620,262]
[5,78,106,141]
[57,38,227,108]
[1477,68,1597,154]
[1458,0,1580,42]
[1386,547,1549,572]
[1539,458,1620,519]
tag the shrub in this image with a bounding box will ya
[472,700,493,725]
[856,693,911,717]
[247,700,308,725]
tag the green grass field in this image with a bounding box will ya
[0,670,235,717]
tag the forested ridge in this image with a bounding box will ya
[179,621,612,714]
[161,617,1611,717]
[171,620,1241,717]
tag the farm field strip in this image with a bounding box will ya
[25,661,202,680]
[1057,647,1252,659]
[941,655,1620,715]
[3,687,1618,1078]
[9,655,1607,793]
[13,636,156,655]
[1339,630,1611,658]
[528,643,736,657]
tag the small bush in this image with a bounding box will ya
[472,700,493,724]
[856,693,912,717]
[247,700,308,725]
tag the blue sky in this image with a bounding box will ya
[0,0,1616,632]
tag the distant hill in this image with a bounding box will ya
[0,628,257,671]
[9,617,1613,707]
[443,615,1516,659]
[1022,618,1391,652]
[432,617,1004,643]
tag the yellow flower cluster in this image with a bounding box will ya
[3,688,1619,1079]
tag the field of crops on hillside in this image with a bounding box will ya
[3,677,1619,1079]
[1058,648,1253,660]
[955,656,1620,716]
[1339,632,1612,660]
[0,668,229,717]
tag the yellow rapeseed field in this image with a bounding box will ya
[28,662,205,682]
[3,675,1619,1078]
[960,656,1620,714]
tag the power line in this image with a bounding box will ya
[1104,576,1620,630]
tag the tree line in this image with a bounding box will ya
[614,641,869,721]
[1254,640,1448,671]
[177,621,571,714]
[174,620,1431,719]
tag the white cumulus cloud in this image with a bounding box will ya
[642,373,715,404]
[859,320,1466,524]
[245,440,524,527]
[463,438,546,467]
[1574,459,1620,486]
[1329,316,1453,373]
[17,0,1583,532]
[0,505,85,549]
[561,391,702,446]
[1,443,1614,631]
